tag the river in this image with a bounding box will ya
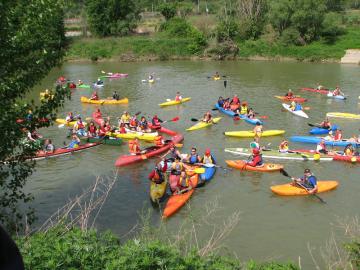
[26,60,360,268]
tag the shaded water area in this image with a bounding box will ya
[26,60,360,267]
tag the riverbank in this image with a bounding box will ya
[65,27,360,63]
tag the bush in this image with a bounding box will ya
[158,3,176,21]
[345,241,360,268]
[321,12,346,44]
[215,19,239,42]
[280,27,302,46]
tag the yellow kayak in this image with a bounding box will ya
[159,97,191,107]
[224,130,285,138]
[55,119,87,127]
[150,174,168,203]
[186,117,222,131]
[213,76,221,81]
[107,131,157,142]
[326,112,360,120]
[80,96,129,105]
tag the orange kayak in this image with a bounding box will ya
[225,160,283,172]
[163,173,198,218]
[271,181,339,196]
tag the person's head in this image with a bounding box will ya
[288,89,292,92]
[219,96,223,100]
[191,147,197,154]
[97,78,101,82]
[176,91,180,95]
[256,122,261,126]
[45,139,50,144]
[304,168,311,176]
[320,139,325,145]
[72,134,77,139]
[141,116,145,121]
[242,101,247,106]
[90,121,94,126]
[77,116,82,121]
[175,156,181,162]
[205,148,211,156]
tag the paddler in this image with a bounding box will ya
[129,115,138,130]
[319,117,332,129]
[96,78,103,85]
[202,148,216,164]
[65,112,74,124]
[343,144,355,156]
[139,116,151,132]
[87,121,97,137]
[247,108,255,119]
[291,168,318,194]
[151,115,163,129]
[73,117,86,136]
[334,129,342,141]
[316,83,324,90]
[148,159,168,184]
[66,134,80,149]
[175,91,182,101]
[186,147,202,164]
[230,94,240,105]
[26,110,33,121]
[94,108,102,119]
[90,91,99,100]
[78,79,83,86]
[128,138,141,155]
[290,101,296,111]
[169,156,186,192]
[278,140,289,153]
[217,96,224,107]
[222,98,230,110]
[120,111,131,126]
[43,139,55,153]
[175,171,193,194]
[164,144,182,162]
[154,135,165,147]
[246,148,263,167]
[202,111,213,123]
[332,86,344,96]
[316,139,328,154]
[112,91,120,100]
[213,71,220,80]
[285,89,294,98]
[240,102,248,115]
[253,122,263,143]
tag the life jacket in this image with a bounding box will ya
[152,118,161,126]
[334,131,342,141]
[154,135,163,146]
[240,106,248,115]
[202,154,214,164]
[295,104,302,111]
[189,154,199,164]
[128,140,139,154]
[69,83,76,89]
[232,96,240,104]
[77,121,85,129]
[104,125,111,132]
[178,175,189,188]
[175,95,181,101]
[230,104,239,111]
[223,101,230,109]
[218,100,224,107]
[94,111,102,118]
[279,142,289,152]
[130,118,137,127]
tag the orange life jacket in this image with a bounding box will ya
[128,140,140,154]
[154,135,163,146]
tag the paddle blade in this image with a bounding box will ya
[233,116,241,121]
[58,124,65,128]
[191,118,199,122]
[193,168,205,174]
[171,116,180,122]
[279,169,290,178]
[135,111,141,116]
[259,116,268,119]
[212,108,219,111]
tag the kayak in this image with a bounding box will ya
[224,148,334,161]
[105,73,128,78]
[282,103,309,119]
[80,96,129,104]
[186,117,222,131]
[224,130,285,138]
[225,160,283,172]
[148,124,177,136]
[333,154,360,163]
[213,76,221,81]
[55,118,87,127]
[200,163,216,181]
[92,112,105,126]
[274,96,307,103]
[163,173,198,218]
[30,143,99,161]
[108,132,158,142]
[93,83,104,88]
[327,92,346,100]
[326,112,360,120]
[159,97,191,107]
[114,133,184,167]
[215,104,262,125]
[77,84,91,89]
[80,136,123,146]
[309,125,338,135]
[271,181,339,196]
[300,87,329,94]
[290,136,360,147]
[150,173,168,203]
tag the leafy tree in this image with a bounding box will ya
[0,0,69,233]
[159,2,177,20]
[267,0,294,36]
[86,0,140,37]
[321,11,346,43]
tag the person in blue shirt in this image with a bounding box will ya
[217,96,224,107]
[186,147,201,164]
[291,168,318,194]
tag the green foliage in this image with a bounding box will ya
[321,12,346,43]
[178,1,194,18]
[325,0,346,11]
[85,0,140,37]
[158,2,177,20]
[215,19,239,42]
[267,0,293,35]
[279,27,302,46]
[0,0,69,233]
[18,226,300,270]
[345,241,360,268]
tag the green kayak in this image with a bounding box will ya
[80,136,123,146]
[78,84,91,89]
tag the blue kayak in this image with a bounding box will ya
[200,164,217,181]
[309,125,338,135]
[214,104,262,125]
[290,136,360,147]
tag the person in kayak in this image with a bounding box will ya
[316,139,328,154]
[148,73,154,81]
[139,116,151,132]
[332,86,344,96]
[66,134,80,149]
[334,129,343,141]
[246,148,263,167]
[291,168,318,194]
[129,115,138,130]
[290,101,302,111]
[96,78,103,85]
[247,108,255,119]
[343,144,355,156]
[151,115,163,129]
[222,99,230,110]
[112,91,120,100]
[217,96,224,107]
[239,102,248,115]
[117,123,127,134]
[317,83,325,90]
[253,122,263,143]
[230,94,240,105]
[169,156,186,192]
[279,140,289,153]
[176,172,193,194]
[87,121,97,137]
[128,138,141,155]
[319,117,332,129]
[175,92,182,101]
[202,111,213,123]
[148,159,168,184]
[65,112,74,123]
[285,89,294,98]
[73,117,86,136]
[43,139,55,153]
[154,135,165,147]
[120,111,131,126]
[94,108,102,119]
[78,79,83,86]
[165,144,182,162]
[90,91,99,100]
[202,148,216,164]
[213,72,220,80]
[186,147,202,164]
[26,110,33,121]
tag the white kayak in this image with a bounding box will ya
[282,103,308,119]
[327,92,346,100]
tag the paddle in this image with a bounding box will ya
[162,116,180,124]
[287,150,310,158]
[307,123,331,130]
[193,162,232,171]
[279,169,326,204]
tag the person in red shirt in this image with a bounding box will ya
[128,138,141,155]
[334,129,342,141]
[148,160,168,184]
[87,121,97,137]
[247,148,263,167]
[175,92,182,102]
[151,115,163,129]
[90,91,99,100]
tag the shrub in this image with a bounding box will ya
[321,12,346,44]
[158,3,176,21]
[215,19,239,42]
[280,27,302,46]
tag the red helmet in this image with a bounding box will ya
[205,148,211,155]
[252,148,260,155]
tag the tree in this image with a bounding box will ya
[86,0,140,37]
[159,2,177,20]
[0,0,69,233]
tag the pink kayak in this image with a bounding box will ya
[333,154,360,163]
[92,111,105,126]
[106,73,128,78]
[300,87,329,94]
[115,133,184,167]
[148,123,177,136]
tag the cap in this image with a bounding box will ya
[304,168,311,173]
[205,148,211,155]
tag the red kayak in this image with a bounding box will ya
[115,133,184,167]
[148,123,177,136]
[30,143,100,161]
[92,111,104,126]
[275,96,307,103]
[300,87,329,94]
[333,154,360,163]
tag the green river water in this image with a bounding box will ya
[26,60,360,267]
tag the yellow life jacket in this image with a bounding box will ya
[240,106,248,115]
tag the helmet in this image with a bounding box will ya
[205,148,211,155]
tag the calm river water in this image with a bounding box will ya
[26,60,360,267]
